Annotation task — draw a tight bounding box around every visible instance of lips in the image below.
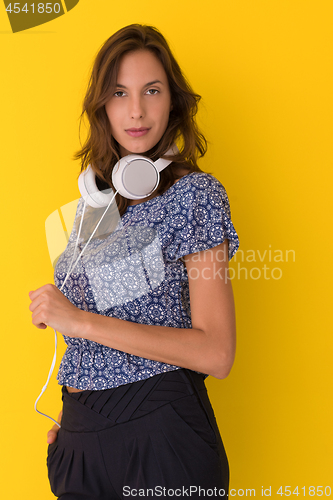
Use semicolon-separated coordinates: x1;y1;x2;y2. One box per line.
125;127;151;137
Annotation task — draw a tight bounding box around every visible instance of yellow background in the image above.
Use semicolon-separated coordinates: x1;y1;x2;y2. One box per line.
1;0;332;497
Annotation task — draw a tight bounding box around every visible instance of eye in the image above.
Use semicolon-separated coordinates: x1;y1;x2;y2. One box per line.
146;88;159;95
114;91;126;97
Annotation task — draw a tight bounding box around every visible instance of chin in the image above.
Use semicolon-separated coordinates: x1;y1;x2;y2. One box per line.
125;143;155;156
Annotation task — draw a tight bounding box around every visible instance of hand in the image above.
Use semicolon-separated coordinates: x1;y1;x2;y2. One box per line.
29;284;85;337
47;410;62;444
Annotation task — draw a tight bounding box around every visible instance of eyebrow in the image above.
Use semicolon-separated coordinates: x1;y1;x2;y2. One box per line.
115;80;164;89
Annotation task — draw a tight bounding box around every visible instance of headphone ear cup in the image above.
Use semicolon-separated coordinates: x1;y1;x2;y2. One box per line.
112;156;159;200
79;147;176;204
78;165;114;208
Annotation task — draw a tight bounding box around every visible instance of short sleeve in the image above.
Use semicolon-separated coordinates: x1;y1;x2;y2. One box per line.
165;173;239;261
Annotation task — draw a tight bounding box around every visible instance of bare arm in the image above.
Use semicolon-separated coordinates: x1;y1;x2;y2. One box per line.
29;240;236;379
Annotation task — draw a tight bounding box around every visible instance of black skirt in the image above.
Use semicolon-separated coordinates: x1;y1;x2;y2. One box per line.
47;369;229;499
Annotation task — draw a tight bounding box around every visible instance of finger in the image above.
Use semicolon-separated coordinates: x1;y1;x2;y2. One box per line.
36;323;48;330
31;306;49;329
46;429;58;444
46;411;62;444
29;284;56;301
29;292;47;313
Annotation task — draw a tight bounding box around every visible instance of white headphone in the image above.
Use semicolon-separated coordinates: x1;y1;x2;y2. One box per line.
78;144;178;208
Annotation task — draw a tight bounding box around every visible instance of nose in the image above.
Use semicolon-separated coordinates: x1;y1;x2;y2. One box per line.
129;95;145;120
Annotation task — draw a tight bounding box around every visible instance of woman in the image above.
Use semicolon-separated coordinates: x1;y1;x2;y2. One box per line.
29;24;239;499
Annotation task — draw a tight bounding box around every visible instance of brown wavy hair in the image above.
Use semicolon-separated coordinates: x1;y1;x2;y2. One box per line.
74;24;207;215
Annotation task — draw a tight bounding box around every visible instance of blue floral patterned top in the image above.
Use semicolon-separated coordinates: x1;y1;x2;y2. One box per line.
54;172;239;390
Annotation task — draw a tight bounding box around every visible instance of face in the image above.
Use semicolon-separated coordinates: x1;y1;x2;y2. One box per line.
105;50;172;157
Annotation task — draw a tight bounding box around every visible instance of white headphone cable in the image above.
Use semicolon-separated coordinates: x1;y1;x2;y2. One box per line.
34;191;119;427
